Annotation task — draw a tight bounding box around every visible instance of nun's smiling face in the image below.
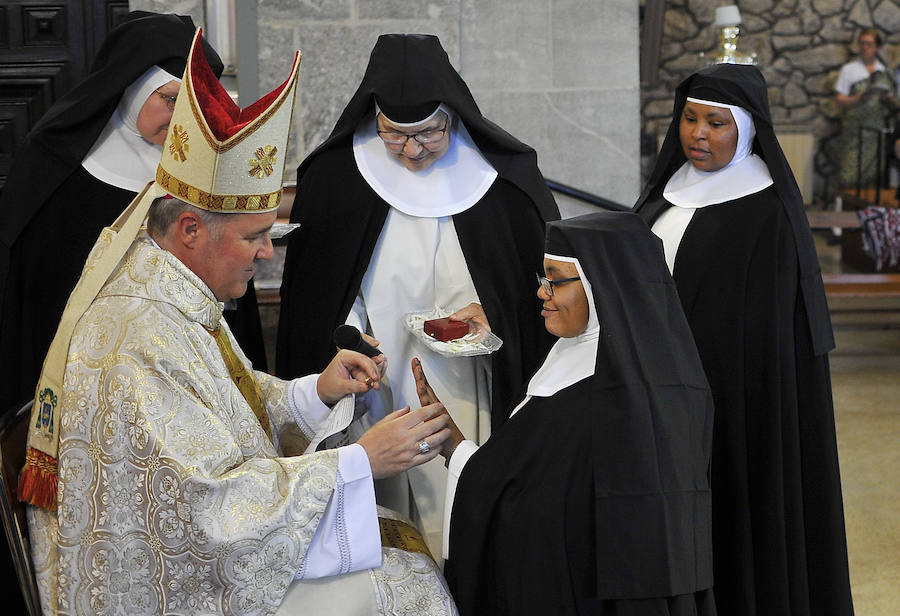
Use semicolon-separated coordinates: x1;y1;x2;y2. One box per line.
376;111;451;172
538;258;589;338
679;100;738;172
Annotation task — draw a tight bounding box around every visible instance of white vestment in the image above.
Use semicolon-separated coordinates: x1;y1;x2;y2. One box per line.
27;233;455;615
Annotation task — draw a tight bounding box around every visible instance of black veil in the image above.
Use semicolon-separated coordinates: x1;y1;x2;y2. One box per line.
634;63;834;356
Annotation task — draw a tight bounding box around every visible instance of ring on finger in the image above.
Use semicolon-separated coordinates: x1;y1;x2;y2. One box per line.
364;376;374;388
417;440;431;455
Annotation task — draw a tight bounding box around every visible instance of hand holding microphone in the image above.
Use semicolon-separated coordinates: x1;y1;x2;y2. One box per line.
333;325;385;390
333;324;383;357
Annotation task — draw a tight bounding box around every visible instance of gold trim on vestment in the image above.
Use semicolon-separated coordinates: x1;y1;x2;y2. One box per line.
378;517;435;562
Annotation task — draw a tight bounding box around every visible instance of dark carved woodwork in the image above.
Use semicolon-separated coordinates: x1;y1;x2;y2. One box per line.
0;0;125;190
85;0;127;65
0;7;8;47
103;1;128;42
0;63;66;121
0;104;29;181
23;6;68;46
0;61;69;185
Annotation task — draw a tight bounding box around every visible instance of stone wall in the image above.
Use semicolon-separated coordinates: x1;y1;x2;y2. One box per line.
257;0;640;212
132;0;640;212
642;0;900;201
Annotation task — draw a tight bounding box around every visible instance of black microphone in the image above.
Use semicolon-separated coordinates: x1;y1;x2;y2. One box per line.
333;324;383;358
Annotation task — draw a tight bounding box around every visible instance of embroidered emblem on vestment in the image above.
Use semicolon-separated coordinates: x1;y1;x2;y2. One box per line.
36;388;57;436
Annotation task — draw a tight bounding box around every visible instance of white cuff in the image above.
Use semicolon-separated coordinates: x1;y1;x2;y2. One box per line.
296;443;380;579
442;439;479;560
287;374;332;437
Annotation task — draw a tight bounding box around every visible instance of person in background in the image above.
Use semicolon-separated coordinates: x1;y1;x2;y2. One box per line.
276;33;559;554
414;211;715;615
834;27;898;188
634;63;854;616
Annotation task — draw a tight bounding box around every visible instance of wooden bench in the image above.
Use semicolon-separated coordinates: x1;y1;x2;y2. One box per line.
806;210;859;230
822;273;900;298
803;208;900;330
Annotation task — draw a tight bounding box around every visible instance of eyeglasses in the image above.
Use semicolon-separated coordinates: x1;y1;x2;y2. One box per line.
377;121;448;146
536;273;581;297
155;89;178;111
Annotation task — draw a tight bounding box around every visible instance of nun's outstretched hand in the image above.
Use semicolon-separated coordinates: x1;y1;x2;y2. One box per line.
412;357;466;464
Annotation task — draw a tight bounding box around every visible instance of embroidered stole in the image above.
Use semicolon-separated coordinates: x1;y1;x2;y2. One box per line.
207;326;273;442
379;517;434;561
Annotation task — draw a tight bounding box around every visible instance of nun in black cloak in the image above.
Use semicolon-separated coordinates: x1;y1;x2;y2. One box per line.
276;34;559;553
277;34;558;423
0;12;269;418
633;63;854;616
413;211;716;615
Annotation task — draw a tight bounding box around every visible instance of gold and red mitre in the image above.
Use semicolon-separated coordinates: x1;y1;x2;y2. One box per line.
156;29;300;212
19;29;301;511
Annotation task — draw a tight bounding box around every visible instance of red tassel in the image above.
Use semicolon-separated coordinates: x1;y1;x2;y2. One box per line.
18;448;58;511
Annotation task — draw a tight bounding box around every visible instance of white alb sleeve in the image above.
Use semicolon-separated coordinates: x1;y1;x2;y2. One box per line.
295;443;381;579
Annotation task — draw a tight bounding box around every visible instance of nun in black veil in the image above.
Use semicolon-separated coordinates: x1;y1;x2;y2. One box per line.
633;64;854;616
413;211;716;615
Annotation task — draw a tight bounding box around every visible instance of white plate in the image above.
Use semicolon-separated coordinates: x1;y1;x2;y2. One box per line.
270;222;301;240
403;309;503;357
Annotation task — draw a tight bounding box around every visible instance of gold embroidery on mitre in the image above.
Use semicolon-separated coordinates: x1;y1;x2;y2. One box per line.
155;167;282;212
248;145;278;179
169;124;190;162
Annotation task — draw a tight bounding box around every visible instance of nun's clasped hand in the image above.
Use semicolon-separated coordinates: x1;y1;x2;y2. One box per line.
356;403;451;479
412;357;466;464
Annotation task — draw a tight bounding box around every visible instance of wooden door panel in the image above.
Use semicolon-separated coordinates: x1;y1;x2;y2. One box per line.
0;0;128;189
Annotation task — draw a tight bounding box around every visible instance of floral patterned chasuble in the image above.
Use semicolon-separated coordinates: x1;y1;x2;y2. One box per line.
26;233;455;615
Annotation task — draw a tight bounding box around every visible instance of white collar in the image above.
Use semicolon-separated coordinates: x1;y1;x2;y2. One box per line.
352;116;497;217
81;67;179;192
852;56;886;73
663;154;774;208
526;256;600;397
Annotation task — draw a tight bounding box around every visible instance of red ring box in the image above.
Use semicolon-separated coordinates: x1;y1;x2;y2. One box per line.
423;317;470;342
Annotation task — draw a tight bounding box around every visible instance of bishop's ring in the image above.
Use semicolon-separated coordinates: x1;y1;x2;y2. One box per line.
417;440;431;455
